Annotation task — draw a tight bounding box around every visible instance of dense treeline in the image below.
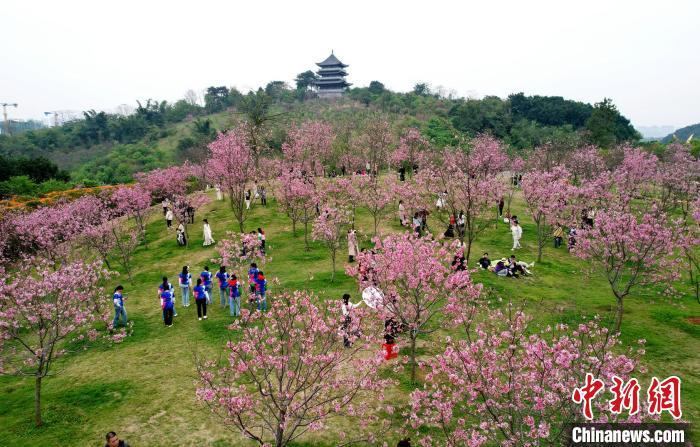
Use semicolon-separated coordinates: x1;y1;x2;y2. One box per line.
0;78;644;188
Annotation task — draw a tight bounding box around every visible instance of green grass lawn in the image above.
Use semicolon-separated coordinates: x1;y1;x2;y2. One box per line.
0;189;697;446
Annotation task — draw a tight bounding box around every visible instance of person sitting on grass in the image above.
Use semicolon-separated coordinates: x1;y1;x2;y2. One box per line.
493;258;511;277
105;431;130;447
508;254;534;276
477;252;491;269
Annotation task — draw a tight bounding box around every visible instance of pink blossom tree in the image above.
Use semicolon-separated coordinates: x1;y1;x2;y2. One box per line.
353;119;393;174
208;129;257;232
312;206;351;281
572;208;680;333
390;128;430;176
0;260;112;426
408;303;646;446
110;184;152;245
566;145;607;182
275;168;318;245
195;291;391;447
353;174;399;236
612;146;659;211
349;233;478;382
419;135;509;262
135;164;191;201
282;121;334;176
521;166;573;261
213;231;267;279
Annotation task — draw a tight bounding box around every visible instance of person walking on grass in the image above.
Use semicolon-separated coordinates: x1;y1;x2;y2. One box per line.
179;265;192;307
158;276;177;317
200;266;213;304
193;278;208;321
227;274;242;317
165;208;174;229
341;293;362;347
260;186;267;206
245;189;252;209
257;227;266;253
347;228;359;262
202;218;215;246
160;282;175;327
255;270;267;311
112;285;127;329
215;266;229;307
511;220;522;250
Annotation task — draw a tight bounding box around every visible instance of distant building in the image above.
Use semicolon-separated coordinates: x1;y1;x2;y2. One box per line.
314;52;351;98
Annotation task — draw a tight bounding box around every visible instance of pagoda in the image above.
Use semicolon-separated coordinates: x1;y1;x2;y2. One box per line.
314;52;351;98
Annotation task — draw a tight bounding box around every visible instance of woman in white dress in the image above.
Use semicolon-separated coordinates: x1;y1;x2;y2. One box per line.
215;185;223;201
398;200;406;226
203;219;215;246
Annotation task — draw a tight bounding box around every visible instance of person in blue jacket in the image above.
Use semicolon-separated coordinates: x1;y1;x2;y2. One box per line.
158;277;177;317
112;285;127;328
227;275;242;317
160;280;175;327
255;271;267;311
201;266;213;305
215;266;229;307
193;278;208;320
179;265;192;307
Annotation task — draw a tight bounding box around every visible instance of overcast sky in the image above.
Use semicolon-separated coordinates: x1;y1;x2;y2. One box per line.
2;0;698;129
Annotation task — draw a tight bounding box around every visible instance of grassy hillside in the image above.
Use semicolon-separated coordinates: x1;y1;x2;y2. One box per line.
0;188;697;446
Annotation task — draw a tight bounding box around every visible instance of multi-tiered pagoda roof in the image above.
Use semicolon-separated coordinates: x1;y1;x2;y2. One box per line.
314;52;351;98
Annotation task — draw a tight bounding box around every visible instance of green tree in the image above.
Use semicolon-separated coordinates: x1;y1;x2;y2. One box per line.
368;81;385;95
586;98;618;148
294;70;318;91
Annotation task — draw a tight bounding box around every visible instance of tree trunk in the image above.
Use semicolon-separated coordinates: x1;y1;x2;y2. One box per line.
614;296;624;334
330;251;336;282
34;375;42;427
464;239;473;264
291;219;297;237
537;223;543;262
373;214;378;236
409;332;418;383
304;221;309;251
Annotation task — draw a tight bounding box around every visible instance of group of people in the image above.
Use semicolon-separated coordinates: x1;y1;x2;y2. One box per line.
110;263;269;330
478;252;534;278
244;182;267;209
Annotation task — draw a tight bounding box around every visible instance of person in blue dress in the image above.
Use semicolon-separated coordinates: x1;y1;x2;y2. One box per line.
215;266;229;308
193;278;208;321
200;266;213;305
160;280;175;327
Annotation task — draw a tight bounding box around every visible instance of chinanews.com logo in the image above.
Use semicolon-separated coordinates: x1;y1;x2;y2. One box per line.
565;374;689;446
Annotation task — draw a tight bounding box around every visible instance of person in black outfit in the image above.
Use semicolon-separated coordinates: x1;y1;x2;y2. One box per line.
399;166;406;181
105;431;130;447
478;252;491;269
498;197;505;217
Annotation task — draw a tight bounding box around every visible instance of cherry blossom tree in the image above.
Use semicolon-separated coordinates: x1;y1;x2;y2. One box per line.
195;291;391;447
110;185;152;245
683;198;700;303
0;260;112;426
353;119;393;174
391;128;430;176
213;231;267;280
353;174;399;236
408;303;646;446
657;142;700;216
312;206;351;281
419;135;508;262
208;129;257;232
572;208;680;333
282;121;334;175
521;166;573;261
135;164;191;201
275;168;318;244
566;145;606;182
612;146;659;211
349;233;478;382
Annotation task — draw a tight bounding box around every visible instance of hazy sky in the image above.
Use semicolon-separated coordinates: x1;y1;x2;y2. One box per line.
2;0;698;128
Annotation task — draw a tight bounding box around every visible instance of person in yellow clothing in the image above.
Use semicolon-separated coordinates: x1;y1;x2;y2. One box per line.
553;223;564;248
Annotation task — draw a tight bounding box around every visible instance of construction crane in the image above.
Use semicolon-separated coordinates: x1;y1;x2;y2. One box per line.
43;110;79;127
1;102;18;135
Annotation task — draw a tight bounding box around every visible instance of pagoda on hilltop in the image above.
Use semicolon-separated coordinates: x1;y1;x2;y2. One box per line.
314;52;351;98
